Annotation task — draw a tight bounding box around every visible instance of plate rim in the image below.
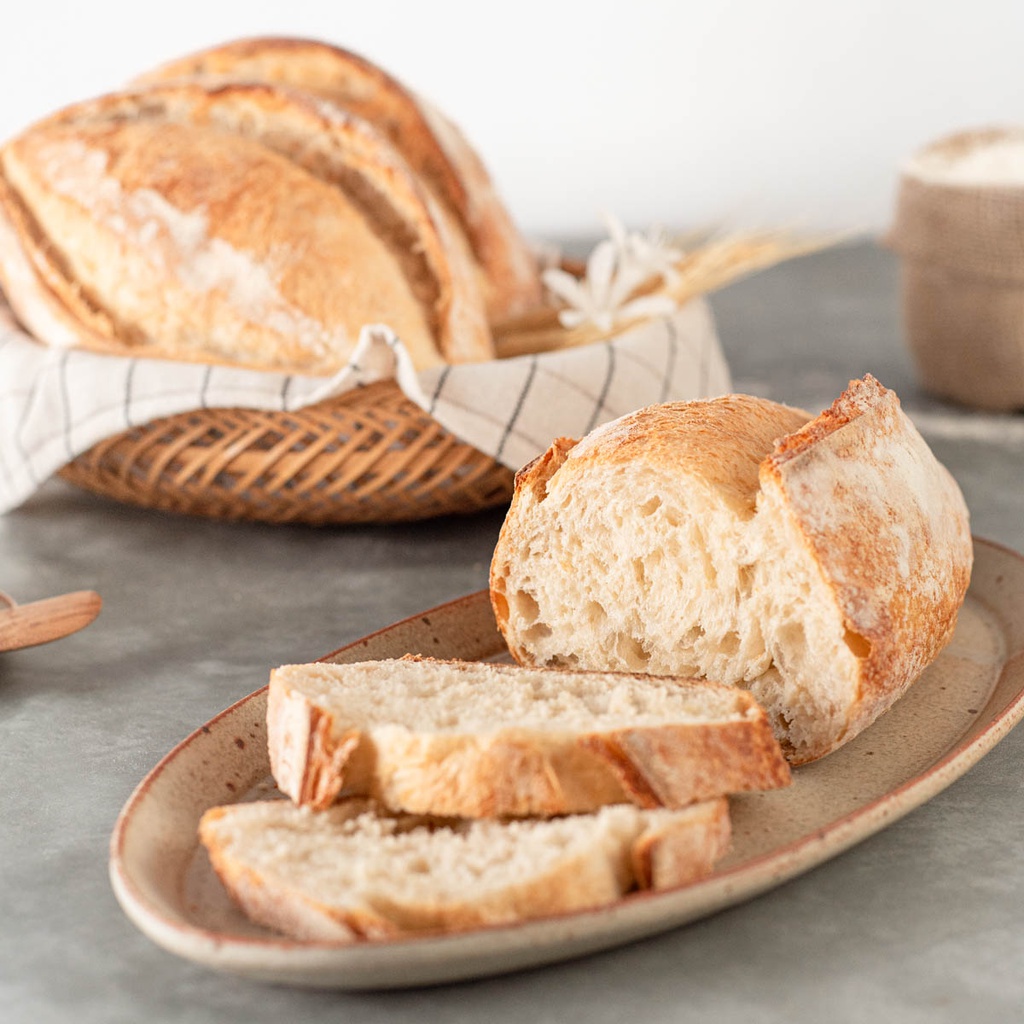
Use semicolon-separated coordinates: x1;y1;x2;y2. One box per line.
108;536;1024;982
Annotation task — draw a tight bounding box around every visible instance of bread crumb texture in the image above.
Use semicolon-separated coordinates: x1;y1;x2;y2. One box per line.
198;797;730;940
266;658;790;817
490;376;973;764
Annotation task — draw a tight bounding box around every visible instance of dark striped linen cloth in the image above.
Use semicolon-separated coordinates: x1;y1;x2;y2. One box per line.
0;298;729;514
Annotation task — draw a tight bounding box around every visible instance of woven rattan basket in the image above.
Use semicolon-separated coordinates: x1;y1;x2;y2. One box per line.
39;237;799;525
58;380;514;525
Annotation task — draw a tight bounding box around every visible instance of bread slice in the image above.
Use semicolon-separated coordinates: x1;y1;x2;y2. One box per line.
490;376;973;765
267;657;790;817
0;80;493;372
198;797;731;941
133;35;544;321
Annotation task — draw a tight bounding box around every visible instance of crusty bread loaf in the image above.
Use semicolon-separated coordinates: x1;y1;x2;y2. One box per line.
198;797;731;941
0;79;493;373
267;657;790;817
133;36;544;322
490;376;973;765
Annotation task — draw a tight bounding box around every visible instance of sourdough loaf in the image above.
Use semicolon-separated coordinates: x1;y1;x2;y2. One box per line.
198;797;731;941
134;36;544;322
489;376;973;764
267;657;790;817
0;79;493;373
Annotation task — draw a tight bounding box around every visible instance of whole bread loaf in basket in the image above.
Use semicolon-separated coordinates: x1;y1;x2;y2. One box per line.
0;37;792;523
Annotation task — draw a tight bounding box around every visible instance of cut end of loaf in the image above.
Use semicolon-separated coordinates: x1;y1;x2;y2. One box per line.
490;377;973;764
489;395;846;761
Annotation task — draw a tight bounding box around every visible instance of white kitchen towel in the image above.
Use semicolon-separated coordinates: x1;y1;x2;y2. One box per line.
0;296;730;514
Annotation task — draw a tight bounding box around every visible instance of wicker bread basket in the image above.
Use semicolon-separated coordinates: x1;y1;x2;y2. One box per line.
57;380;515;525
43;239;805;525
0;236;811;523
0;37;819;525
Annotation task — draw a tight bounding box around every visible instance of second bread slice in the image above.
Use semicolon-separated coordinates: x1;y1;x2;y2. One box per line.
199;798;731;941
268;657;791;817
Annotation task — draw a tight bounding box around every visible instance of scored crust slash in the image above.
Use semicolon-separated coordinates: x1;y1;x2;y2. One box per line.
0;37;544;376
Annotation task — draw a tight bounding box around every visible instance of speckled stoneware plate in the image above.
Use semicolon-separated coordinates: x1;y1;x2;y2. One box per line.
110;538;1024;990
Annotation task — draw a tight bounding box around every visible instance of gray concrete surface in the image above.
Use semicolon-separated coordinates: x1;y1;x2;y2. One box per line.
1;242;1022;1023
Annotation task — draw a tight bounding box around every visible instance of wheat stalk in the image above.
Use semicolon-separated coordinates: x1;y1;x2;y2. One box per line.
493;231;833;359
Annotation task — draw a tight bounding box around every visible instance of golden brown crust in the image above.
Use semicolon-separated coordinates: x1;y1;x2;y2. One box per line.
584;722;792;809
268;673;373;810
136;37;464;208
515;435;578;500
0;173;118;352
564;396;812;516
29;80;492;365
134;36;543;320
760;375;973;761
0;79;497;371
1;116;446;372
767;373;885;464
631;798;731;890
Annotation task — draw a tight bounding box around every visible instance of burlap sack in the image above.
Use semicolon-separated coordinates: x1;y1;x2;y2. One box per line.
888;127;1024;411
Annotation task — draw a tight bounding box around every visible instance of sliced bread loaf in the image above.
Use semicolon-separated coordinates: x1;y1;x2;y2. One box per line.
199;797;731;941
267;656;790;817
490;376;973;765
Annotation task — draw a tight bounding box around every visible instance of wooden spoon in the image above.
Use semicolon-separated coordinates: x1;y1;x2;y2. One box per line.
0;589;102;652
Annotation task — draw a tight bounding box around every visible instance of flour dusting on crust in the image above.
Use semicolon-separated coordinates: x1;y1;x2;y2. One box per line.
31;137;345;360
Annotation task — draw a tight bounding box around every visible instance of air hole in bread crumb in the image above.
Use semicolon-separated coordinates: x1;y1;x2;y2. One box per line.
584;600;607;626
681;625;706;645
774;622;806;671
547;653;580;669
719;631;741;657
639;496;662;516
523;621;552;643
614;632;651;670
737;565;755;598
843;629;872;659
510;590;540;626
771;711;794;750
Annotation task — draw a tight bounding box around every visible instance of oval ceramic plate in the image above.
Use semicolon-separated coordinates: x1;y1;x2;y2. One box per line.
110;538;1024;989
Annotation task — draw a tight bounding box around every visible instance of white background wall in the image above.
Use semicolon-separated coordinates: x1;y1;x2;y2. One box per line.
1;1;1022;238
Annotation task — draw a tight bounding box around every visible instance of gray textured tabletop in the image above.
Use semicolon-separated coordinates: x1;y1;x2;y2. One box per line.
2;242;1023;1024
